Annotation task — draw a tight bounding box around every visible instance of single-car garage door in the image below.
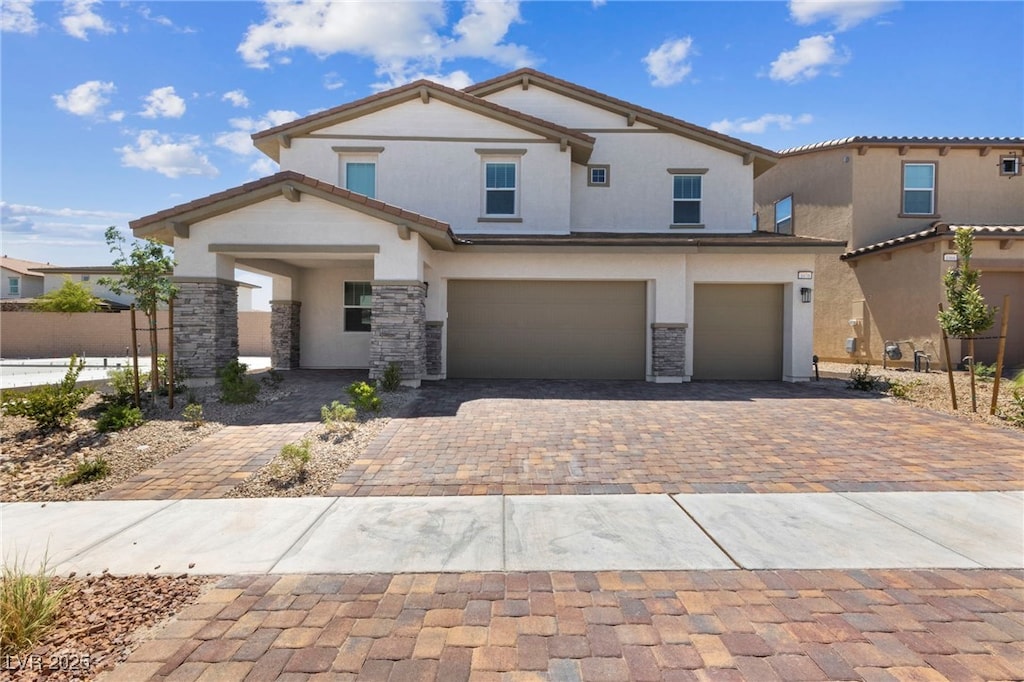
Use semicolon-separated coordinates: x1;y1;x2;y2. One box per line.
447;280;646;379
693;284;783;380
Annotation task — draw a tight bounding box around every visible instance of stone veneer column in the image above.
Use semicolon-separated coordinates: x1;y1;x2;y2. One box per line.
270;300;301;370
651;323;687;378
174;279;238;378
424;321;444;377
369;281;425;384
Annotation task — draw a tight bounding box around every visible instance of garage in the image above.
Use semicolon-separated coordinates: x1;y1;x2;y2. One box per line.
446;280;646;379
693;283;784;380
977;271;1024;369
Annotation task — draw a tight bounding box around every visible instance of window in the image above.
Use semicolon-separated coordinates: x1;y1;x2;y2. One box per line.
343;282;372;332
484;161;517;216
672;175;702;225
344;162;376;198
81;275;90;282
902;162;936;215
775;195;793;234
8;277;19;296
1000;155;1021;177
588;165;610;187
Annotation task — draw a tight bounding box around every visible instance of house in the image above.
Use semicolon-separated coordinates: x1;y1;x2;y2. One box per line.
754;137;1024;370
30;265;261;312
1;256;46;300
130;69;845;384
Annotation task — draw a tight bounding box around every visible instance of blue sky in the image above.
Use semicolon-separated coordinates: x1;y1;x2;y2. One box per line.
2;0;1022;287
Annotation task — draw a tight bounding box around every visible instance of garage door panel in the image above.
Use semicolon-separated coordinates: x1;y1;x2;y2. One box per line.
448;280;645;379
694;284;783;381
977;272;1023;369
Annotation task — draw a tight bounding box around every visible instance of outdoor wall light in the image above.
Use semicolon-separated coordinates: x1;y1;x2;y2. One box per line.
800;287;812;303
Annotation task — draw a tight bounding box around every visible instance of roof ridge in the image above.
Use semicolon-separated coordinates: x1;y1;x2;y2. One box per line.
779;136;1024;155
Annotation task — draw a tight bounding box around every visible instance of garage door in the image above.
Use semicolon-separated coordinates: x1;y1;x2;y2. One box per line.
447;280;646;379
693;284;783;380
977;271;1023;369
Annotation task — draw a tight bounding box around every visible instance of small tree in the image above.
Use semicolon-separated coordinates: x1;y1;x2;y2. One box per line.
100;226;177;399
32;277;101;313
937;228;996;412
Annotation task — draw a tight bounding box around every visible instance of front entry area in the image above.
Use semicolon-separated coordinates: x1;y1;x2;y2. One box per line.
446;280;646;379
692;283;784;380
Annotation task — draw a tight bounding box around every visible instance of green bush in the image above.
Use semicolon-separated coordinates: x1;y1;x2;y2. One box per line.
847;363;882;392
96;404;144;433
279;440;312;478
0;555;70;655
346;381;382;414
380;362;402;392
321;400;357;431
106;366;147;405
218;360;260;404
182;403;204;428
1003;390;1024;428
887;378;922;400
58;457;110;486
972;362;996;381
3;356;92;431
262;369;284;387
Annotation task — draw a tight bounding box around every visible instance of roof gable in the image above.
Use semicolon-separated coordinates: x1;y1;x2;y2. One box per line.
466;69;778;176
0;256;50;277
252;79;595;164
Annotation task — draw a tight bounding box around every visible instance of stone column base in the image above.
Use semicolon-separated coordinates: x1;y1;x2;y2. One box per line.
271;300;301;370
370;282;426;385
174;279;239;378
651;323;687;380
425;321;444;378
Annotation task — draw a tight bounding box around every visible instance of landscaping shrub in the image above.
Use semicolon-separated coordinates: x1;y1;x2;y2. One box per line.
972;362;997;381
0;556;69;655
321;400;357;432
218;360;260;404
106;366;148;405
846;363;882;391
58;457;110;486
182;403;205;429
96;403;144;433
261;369;284;387
887;378;922;401
380;362;402;392
2;356;92;431
279;440;312;478
346;381;382;413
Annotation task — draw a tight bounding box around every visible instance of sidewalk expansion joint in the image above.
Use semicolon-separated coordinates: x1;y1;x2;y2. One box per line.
669;494;743;569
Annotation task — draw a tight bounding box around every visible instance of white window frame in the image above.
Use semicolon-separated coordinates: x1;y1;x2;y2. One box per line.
588;164;610;187
775;195;793;234
8;277;20;296
670;173;703;226
481;158;520;218
343;281;372;333
334;146;383;199
902;162;936;216
1000;155;1021;177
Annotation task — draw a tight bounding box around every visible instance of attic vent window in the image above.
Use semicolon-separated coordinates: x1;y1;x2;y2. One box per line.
999;154;1020;177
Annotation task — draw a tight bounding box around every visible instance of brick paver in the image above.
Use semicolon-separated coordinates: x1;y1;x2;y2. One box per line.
114;569;1024;681
330;380;1024;496
98;371;365;500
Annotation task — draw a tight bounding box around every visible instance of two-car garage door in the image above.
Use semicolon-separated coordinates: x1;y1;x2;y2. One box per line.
447;280;646;379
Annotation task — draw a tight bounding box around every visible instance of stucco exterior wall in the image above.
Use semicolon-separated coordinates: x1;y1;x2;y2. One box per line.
483;86;657;130
299;263;374;368
1;269;43;299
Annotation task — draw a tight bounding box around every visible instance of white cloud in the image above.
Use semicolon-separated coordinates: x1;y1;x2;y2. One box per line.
118;130;219;178
140;86;186;119
323;72;345;91
249;157;279;177
0;201;132;220
643;37;695;87
2;0;38;34
790;0;899;31
1;201;133;247
108;110;125;122
709;113;814;135
222;89;250;108
61;0;114;40
371;69;473;92
769;34;849;83
52;80;119;119
237;0;532;86
215;110;301;157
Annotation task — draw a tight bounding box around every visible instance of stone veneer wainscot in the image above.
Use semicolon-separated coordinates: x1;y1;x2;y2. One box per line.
369;282;426;384
651;323;687;378
174;279;239;378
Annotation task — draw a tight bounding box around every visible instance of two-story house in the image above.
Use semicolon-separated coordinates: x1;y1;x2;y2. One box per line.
755;137;1024;370
1;256;46;300
131;69;844;384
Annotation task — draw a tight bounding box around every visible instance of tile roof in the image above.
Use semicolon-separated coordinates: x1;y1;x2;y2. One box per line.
456;231;846;250
841;223;1024;260
779;136;1024;156
0;256;50;276
130;171;454;249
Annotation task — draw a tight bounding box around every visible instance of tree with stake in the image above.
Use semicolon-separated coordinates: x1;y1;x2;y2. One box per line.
100;227;177;400
937;228;996;412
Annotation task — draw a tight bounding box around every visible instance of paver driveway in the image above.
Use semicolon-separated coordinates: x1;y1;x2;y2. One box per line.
330;380;1024;497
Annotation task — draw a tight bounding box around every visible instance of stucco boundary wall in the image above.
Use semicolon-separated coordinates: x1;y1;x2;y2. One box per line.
0;311;270;359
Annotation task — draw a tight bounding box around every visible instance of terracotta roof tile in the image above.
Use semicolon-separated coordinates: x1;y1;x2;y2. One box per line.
841;223;1024;260
779;136;1024;156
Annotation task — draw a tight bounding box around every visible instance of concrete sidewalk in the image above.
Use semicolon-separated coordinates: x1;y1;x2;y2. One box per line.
3;491;1021;575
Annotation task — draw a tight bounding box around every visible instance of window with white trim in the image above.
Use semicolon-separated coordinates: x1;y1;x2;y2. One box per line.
343;282;372;332
8;277;20;296
484;161;518;216
335;147;383;199
775;195;793;234
588;165;610;187
1000;155;1021;177
672;174;702;225
902;162;936;215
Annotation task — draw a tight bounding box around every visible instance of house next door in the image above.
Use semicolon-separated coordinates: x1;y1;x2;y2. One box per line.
446;280;646;379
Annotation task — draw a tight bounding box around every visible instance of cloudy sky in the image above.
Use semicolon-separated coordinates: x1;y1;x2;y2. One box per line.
2;0;1021;283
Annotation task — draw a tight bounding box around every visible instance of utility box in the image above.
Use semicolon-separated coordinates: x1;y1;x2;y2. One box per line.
846;337;857;353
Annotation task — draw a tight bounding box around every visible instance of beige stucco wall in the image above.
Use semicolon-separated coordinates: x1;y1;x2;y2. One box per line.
1;269;44;299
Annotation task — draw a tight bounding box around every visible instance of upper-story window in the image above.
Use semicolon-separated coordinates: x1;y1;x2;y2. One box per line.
902;162;936;215
1000;155;1021;177
485;162;517;215
8;277;20;296
334;146;383;199
775;195;793;235
588;165;610;187
672;174;702;225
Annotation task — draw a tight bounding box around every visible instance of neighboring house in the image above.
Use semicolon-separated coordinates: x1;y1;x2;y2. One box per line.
754;137;1024;370
1;256;46;300
131;69;844;384
31;265;260;312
